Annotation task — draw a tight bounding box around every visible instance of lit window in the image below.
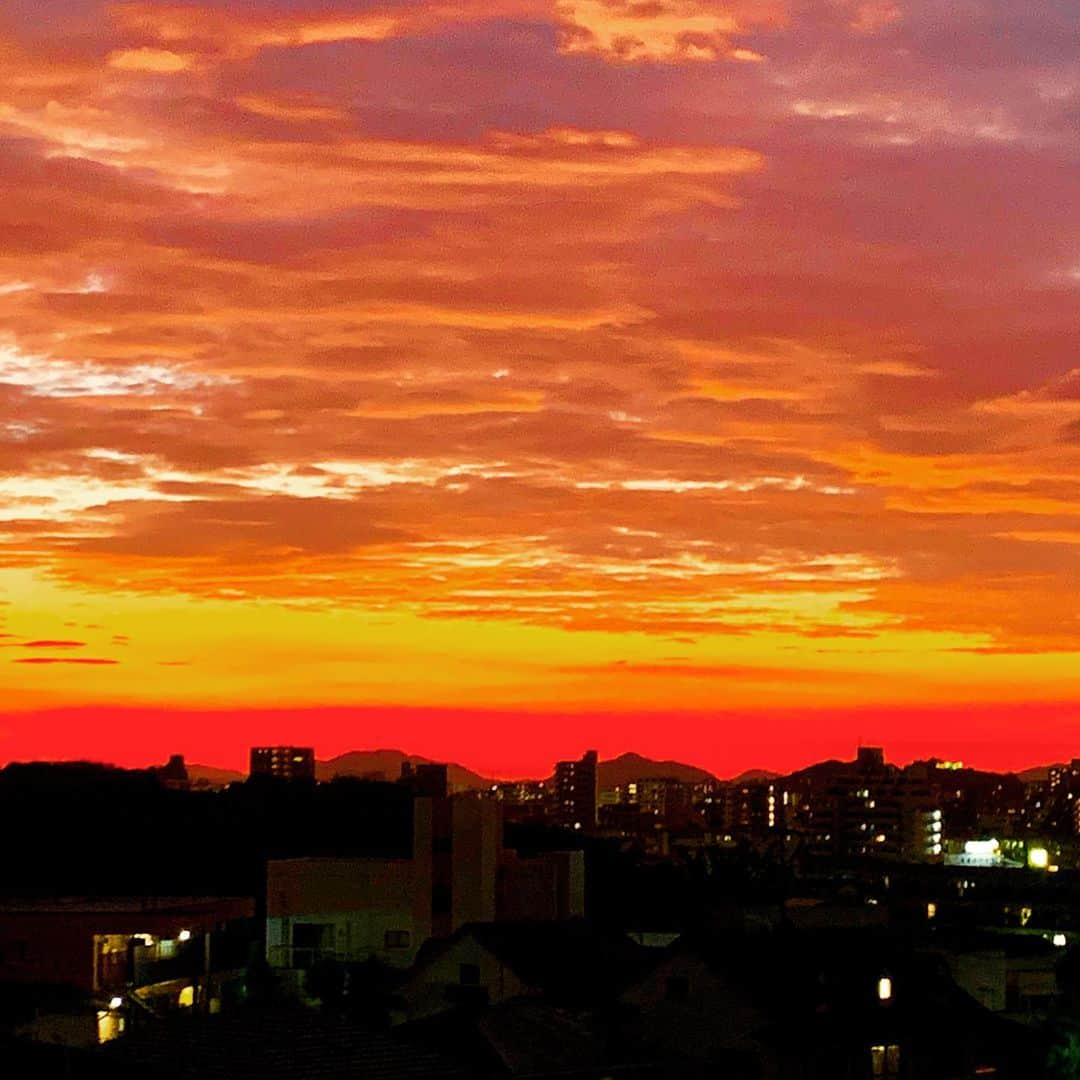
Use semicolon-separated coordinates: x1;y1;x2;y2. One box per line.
877;976;893;1002
97;1010;123;1044
871;1044;901;1077
178;985;195;1008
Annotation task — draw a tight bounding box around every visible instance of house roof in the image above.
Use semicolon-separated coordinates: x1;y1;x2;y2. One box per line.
624;926;1037;1057
414;920;649;1005
401;999;657;1078
476;999;609;1074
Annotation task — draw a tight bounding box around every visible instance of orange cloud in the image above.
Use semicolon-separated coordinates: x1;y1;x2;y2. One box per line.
107;46;192;72
111;3;401;60
555;0;785;63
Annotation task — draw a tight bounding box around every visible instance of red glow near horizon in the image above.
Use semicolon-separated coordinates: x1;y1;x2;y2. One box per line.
1;702;1076;779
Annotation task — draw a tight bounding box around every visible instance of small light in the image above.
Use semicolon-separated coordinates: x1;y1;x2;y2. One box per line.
178;929;192;942
109;996;123;1010
1054;933;1067;948
877;976;893;1002
1028;848;1049;870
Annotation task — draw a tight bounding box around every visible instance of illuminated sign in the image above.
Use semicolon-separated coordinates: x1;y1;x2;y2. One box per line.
1028;847;1050;870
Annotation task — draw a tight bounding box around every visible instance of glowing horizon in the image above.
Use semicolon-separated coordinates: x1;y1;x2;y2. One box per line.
0;0;1077;770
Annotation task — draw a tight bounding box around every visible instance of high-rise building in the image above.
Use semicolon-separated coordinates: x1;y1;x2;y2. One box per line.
250;746;316;782
554;750;598;830
710;780;788;838
400;761;449;799
632;777;694;827
823;754;942;861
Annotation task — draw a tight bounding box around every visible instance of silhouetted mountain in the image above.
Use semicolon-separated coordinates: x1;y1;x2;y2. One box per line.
317;749;490;791
596;752;717;789
787;758;848;781
729;769;780;784
189;749;718;792
186;763;244;787
1018;765;1052;783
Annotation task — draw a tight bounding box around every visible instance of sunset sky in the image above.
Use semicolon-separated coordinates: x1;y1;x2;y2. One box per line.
0;0;1077;776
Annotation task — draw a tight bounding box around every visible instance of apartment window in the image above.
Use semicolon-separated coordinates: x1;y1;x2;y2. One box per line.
432;885;452;916
293;923;333;949
459;963;481;986
384;930;411;950
871;1044;901;1077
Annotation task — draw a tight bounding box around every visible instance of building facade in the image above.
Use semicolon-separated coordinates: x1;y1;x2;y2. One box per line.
554;750;598;830
249;746;316;782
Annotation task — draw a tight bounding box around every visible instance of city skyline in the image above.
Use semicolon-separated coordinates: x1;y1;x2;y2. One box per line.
0;1;1077;768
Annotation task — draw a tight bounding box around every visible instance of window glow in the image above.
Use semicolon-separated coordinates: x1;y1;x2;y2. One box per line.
871;1043;902;1077
877;976;893;1001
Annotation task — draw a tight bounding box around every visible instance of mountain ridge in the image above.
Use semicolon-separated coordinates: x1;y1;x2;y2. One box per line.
182;751;1052;791
187;748;727;790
